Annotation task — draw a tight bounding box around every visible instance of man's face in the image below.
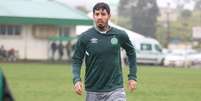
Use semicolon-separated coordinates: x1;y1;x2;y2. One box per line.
93;9;110;30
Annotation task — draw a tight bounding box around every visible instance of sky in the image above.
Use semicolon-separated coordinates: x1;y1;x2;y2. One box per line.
56;0;195;10
157;0;195;9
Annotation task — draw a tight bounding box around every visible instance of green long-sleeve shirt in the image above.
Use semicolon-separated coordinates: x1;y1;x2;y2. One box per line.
72;27;137;92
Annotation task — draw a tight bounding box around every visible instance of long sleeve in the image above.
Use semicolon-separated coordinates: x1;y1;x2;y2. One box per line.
72;35;86;84
0;69;14;101
3;74;15;101
120;32;137;81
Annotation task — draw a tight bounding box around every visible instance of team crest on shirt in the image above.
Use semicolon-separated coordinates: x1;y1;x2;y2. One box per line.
90;38;98;43
111;37;118;45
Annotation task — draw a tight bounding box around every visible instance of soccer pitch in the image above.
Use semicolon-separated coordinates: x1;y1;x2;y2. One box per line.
1;63;201;101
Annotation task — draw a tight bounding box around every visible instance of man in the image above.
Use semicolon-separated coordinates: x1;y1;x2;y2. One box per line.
65;41;72;60
58;42;64;60
0;45;6;59
72;2;137;101
50;42;57;60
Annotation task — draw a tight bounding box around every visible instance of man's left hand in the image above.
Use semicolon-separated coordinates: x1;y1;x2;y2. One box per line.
128;80;137;92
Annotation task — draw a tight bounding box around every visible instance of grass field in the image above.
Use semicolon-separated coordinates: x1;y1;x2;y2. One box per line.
0;63;201;101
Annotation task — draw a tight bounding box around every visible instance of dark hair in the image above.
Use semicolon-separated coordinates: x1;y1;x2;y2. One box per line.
93;2;110;14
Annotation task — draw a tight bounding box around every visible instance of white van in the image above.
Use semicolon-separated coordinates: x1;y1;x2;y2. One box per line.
130;37;165;65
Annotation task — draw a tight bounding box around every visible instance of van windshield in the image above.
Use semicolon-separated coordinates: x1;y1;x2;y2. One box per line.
155;44;162;52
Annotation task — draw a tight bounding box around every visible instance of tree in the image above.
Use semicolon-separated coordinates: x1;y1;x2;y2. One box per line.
131;0;159;38
180;9;192;19
174;0;193;12
76;6;88;13
118;0;137;17
194;0;201;11
118;0;138;29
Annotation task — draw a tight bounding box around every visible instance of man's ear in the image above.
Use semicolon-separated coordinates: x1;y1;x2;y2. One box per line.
92;12;95;17
108;14;111;19
93;14;95;19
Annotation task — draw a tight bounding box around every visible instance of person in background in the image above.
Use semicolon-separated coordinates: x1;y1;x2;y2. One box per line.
58;42;64;60
72;2;137;101
0;45;6;59
50;42;57;60
65;41;72;61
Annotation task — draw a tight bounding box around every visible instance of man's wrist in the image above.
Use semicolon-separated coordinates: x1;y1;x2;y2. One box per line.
128;75;137;81
128;77;137;81
73;78;81;85
129;79;137;82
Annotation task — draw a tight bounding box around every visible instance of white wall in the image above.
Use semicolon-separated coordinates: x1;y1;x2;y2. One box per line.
0;25;76;60
0;25;49;60
24;25;49;60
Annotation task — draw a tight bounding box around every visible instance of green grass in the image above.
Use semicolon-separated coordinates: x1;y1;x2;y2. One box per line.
0;63;201;101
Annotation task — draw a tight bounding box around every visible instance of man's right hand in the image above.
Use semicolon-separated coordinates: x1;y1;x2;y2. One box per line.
74;81;83;95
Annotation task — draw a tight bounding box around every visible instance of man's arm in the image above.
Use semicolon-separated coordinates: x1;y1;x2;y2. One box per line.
120;31;137;92
121;31;137;81
72;35;86;95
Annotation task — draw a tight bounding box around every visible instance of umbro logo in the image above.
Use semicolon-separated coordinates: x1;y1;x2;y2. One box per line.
90;38;98;43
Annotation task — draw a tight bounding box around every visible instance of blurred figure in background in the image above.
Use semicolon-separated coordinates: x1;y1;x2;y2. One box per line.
0;45;7;60
50;42;57;60
58;42;64;60
7;48;17;62
65;41;72;61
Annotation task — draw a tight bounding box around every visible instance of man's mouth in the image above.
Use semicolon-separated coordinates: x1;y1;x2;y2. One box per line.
97;20;104;23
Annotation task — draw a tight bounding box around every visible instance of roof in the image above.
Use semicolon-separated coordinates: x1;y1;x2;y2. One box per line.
48;35;77;41
0;0;93;25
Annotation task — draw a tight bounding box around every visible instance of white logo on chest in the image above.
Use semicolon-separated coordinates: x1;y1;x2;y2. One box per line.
90;38;98;43
111;37;118;45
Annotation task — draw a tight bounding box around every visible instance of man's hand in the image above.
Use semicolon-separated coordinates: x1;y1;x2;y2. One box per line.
128;80;137;92
74;81;83;95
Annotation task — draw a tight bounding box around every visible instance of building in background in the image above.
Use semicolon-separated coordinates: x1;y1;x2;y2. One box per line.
0;0;92;60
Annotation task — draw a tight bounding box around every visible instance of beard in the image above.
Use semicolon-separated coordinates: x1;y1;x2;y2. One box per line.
97;23;105;30
96;20;108;31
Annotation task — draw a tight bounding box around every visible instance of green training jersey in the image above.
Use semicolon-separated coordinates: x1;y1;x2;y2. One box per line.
72;27;137;92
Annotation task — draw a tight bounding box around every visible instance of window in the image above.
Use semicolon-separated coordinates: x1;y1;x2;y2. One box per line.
140;43;152;51
7;25;13;35
59;27;70;36
0;25;6;35
155;44;162;52
33;25;58;39
0;24;21;36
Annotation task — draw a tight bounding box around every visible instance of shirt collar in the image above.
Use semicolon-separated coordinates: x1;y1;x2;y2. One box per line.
94;23;111;34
